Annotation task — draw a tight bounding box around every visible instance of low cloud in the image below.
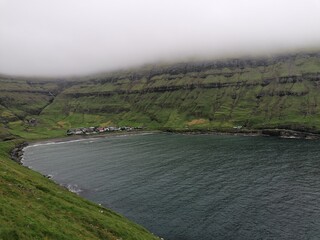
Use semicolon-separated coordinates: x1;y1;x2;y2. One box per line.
0;0;320;76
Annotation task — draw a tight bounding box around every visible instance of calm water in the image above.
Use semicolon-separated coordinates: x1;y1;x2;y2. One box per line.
23;133;320;240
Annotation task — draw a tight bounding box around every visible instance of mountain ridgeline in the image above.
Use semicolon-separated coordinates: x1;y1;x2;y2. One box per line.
1;52;320;139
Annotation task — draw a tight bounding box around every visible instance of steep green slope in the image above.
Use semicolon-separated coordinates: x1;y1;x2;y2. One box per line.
39;52;320;133
0;141;159;240
2;52;320;135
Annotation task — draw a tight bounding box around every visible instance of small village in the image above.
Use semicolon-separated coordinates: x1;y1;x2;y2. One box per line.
66;126;142;136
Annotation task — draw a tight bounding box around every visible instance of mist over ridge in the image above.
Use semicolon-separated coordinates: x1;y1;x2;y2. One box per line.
1;0;320;77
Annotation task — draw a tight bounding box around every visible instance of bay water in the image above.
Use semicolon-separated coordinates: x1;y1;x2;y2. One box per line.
23;133;320;239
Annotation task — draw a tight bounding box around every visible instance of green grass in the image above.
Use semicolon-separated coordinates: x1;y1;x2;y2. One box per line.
2;52;320;134
0;141;159;240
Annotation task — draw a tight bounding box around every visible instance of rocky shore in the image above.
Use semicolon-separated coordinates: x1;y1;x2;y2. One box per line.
10;142;28;164
164;128;320;140
260;129;320;140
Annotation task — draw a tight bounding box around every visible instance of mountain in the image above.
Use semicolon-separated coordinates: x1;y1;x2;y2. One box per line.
1;52;320;140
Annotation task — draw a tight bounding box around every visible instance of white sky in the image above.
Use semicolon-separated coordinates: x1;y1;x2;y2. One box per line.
0;0;320;76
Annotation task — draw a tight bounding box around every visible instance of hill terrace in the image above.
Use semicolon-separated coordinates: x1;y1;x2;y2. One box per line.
66;126;142;136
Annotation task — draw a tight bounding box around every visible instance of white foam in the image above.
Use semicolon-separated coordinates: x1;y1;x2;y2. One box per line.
65;184;83;194
28;138;99;148
113;132;154;138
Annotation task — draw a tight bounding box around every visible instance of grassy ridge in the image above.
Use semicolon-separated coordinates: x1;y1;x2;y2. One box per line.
1;52;320;136
36;52;320;133
0;141;159;240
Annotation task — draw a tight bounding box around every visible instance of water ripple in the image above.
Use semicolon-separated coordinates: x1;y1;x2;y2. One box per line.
23;134;320;240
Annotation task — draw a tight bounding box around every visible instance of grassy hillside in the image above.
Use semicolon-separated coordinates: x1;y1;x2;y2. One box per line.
3;52;318;136
0;140;159;240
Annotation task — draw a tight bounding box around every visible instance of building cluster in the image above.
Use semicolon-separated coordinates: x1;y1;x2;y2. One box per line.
66;126;141;136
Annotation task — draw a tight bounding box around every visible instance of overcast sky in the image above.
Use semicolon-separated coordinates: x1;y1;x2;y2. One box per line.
1;0;320;76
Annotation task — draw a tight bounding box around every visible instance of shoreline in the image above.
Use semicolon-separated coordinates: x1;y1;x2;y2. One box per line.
10;130;159;165
11;127;320;165
28;130;161;145
10;142;28;165
164;128;320;140
10;131;161;167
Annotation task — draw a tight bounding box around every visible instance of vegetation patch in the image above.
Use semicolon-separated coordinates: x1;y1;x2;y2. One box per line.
0;140;160;240
186;118;209;126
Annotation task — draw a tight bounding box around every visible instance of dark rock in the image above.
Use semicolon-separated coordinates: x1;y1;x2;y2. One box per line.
10;142;28;164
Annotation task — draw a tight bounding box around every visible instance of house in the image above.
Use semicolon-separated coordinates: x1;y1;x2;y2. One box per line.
108;126;117;131
66;129;74;135
75;128;84;135
97;127;106;133
66;124;137;136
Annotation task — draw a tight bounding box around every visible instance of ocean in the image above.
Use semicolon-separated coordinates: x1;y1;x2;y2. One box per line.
23;133;320;239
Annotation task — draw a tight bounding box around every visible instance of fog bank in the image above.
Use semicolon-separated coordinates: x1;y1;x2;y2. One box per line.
1;0;320;76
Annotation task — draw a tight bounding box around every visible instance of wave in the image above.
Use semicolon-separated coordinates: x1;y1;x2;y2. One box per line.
25;132;155;149
27;138;99;148
64;184;83;194
112;132;155;138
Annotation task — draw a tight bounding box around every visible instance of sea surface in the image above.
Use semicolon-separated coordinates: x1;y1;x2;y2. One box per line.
23;133;320;240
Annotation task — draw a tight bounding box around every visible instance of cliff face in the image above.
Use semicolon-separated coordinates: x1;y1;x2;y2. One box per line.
1;52;320;137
